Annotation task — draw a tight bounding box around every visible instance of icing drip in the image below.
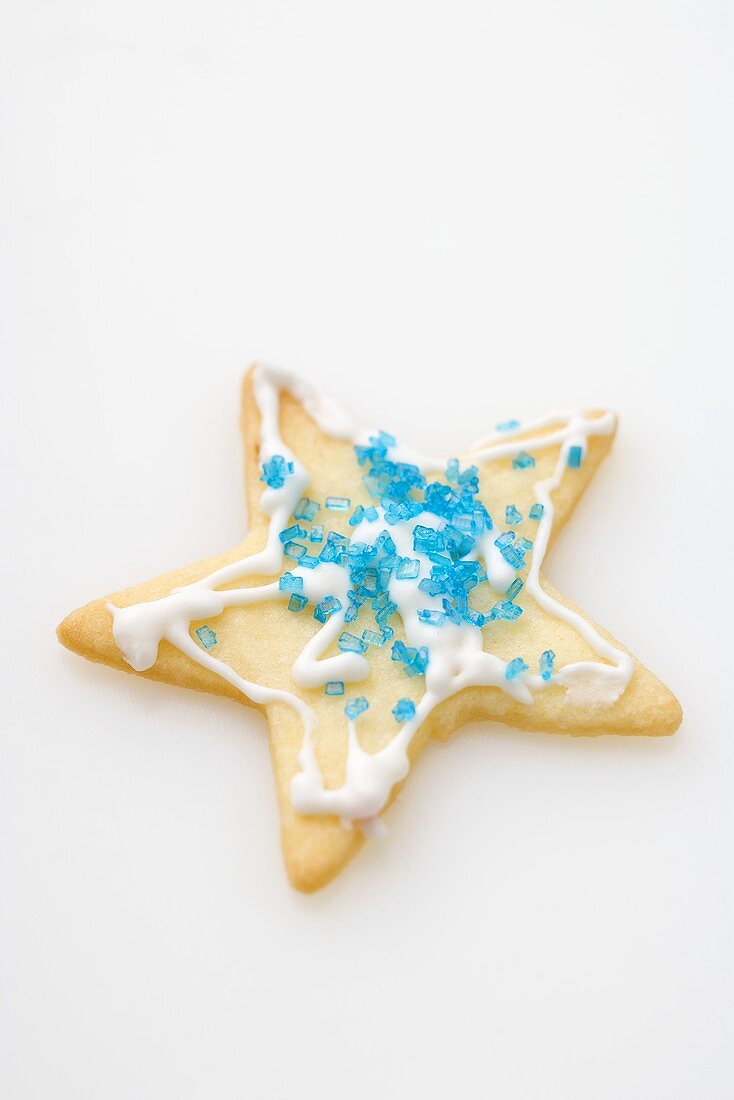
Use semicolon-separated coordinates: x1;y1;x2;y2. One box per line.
108;363;633;828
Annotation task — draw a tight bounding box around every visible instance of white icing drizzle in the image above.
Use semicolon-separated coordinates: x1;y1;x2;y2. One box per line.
108;364;633;829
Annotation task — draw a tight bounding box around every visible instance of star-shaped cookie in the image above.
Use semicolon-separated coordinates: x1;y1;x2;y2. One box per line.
58;365;681;891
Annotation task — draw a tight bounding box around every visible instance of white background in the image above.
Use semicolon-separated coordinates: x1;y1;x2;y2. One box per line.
1;2;733;1098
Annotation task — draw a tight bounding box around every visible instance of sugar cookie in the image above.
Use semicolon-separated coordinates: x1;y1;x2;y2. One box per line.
58;365;681;891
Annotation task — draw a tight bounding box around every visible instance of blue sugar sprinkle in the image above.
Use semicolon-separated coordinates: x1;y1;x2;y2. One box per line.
284;541;307;560
375;601;397;626
458;465;479;489
362;628;387;647
391;640;429;677
463;607;486;629
517;537;533;553
325;681;345;696
539;649;555;681
278;572;304;593
441;598;463;624
407;647;429;676
294;497;320;521
497;536;526;572
505;657;528;681
260;454;294;489
392;698;416;723
496;419;520;432
529;503;544;520
345;696;369;719
279;524;307;544
396;556;420;580
364;506;379;521
494;531;515;549
567;445;583;469
418;609;446;626
314;596;342;623
489;600;523;621
299;554;321;569
309;525;324;543
349;505;365;527
505;578;524;600
505;505;523;525
326;496;351;510
338;631;368;654
512;451;535;470
445;458;460;484
287;593;308;613
413;525;444;555
195;625;217;649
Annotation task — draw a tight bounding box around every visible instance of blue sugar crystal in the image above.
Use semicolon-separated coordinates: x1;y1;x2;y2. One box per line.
529;503;544;520
260;454;294;489
345;696;369;719
284;541;307;560
391;640;429;678
354;444;377;467
299;554;321;569
443;524;475;561
505;578;524;600
418;609;446;626
413;525;444;555
362;628;387;647
512;451;535;470
375;530;397;555
418;576;441;597
280;523;307;544
278;572;304;593
309;525;324;543
494;531;515;549
344;604;359;623
463;607;486;629
457;464;479;491
325;681;345;696
195;625;217;649
364;506;379;521
496;419;520;432
363;473;386;498
319;531;348;565
396;556;420;580
441;598;463;624
505;657;528;681
287;593;308;613
517;537;533;552
445;458;460;484
294;497;320;521
375;600;397;626
392;698;416;723
326;496;351;510
539;649;555;681
314;596;342;623
489;600;523;622
338;631;368;654
496;540;526;570
349;505;365;526
408;646;429;676
505;504;523;525
567;445;583;469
